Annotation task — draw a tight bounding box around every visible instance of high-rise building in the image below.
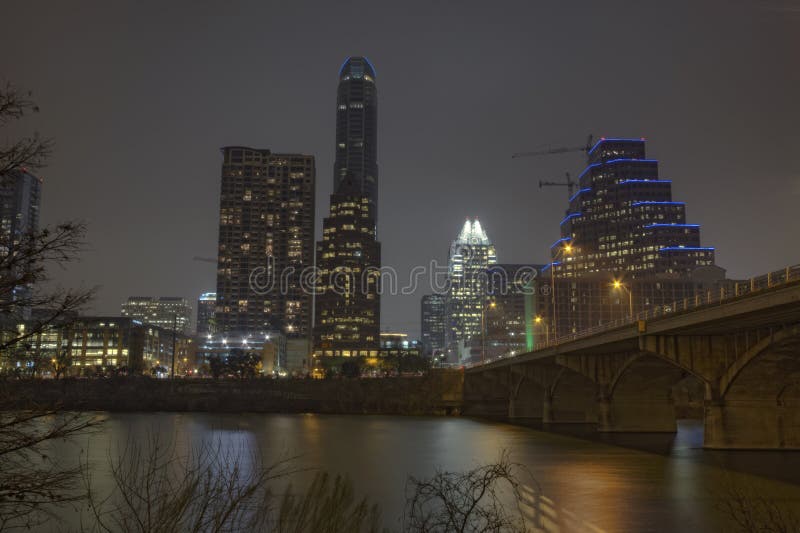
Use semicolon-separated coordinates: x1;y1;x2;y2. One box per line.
334;56;379;224
554;138;714;277
445;219;497;363
121;297;192;334
0;169;42;317
313;178;381;356
215;147;315;349
420;294;446;357
541;137;721;338
314;56;382;357
196;292;216;337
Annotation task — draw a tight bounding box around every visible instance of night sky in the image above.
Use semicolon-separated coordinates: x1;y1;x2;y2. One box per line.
2;0;798;337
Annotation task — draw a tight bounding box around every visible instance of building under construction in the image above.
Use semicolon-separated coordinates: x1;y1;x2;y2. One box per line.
533;138;729;342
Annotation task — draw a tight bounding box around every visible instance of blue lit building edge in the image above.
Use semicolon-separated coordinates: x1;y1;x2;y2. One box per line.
588;137;645;156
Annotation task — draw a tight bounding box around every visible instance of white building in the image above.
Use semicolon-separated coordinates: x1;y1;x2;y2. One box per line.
445;219;497;363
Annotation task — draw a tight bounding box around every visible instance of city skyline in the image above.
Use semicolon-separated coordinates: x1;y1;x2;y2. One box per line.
2;1;798;338
2;3;800;529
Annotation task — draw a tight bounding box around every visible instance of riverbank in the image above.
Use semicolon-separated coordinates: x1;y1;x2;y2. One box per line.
0;369;464;415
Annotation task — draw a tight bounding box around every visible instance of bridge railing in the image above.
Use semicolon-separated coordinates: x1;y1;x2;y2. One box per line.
473;264;800;366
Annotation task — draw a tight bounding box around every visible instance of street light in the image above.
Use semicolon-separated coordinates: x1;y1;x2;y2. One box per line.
612;279;634;319
481;300;497;363
533;315;550;346
550;241;574;341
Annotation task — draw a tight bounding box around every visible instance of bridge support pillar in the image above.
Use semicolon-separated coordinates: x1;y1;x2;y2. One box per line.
542;395;553;424
597;394;612;431
704;399;800;449
598;396;677;432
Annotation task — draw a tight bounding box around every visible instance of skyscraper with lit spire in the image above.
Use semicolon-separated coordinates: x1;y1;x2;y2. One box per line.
445;218;497;362
314;57;381;357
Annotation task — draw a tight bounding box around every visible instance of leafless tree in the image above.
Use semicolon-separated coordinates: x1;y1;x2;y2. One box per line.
0;82;95;371
0;388;101;531
83;434;387;533
403;450;532;533
0;83;52;176
274;471;385;533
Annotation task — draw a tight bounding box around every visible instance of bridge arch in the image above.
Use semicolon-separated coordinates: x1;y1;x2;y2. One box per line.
507;369;548;420
602;352;702;432
547;366;598;424
719;326;800;399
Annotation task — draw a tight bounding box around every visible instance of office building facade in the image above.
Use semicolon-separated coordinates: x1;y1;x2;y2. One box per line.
445;219;497;362
485;264;541;358
420;294;446;357
0;168;42;319
2;316;195;376
196;292;216;337
542;138;720;339
121;296;191;334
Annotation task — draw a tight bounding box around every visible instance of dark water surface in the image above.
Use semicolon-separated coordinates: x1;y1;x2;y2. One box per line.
44;413;800;532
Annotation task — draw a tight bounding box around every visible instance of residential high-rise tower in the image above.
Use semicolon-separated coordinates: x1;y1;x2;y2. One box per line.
314;57;382;357
215;147;315;345
333;56;379;224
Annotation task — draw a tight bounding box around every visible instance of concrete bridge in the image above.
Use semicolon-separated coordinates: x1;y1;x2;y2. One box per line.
464;266;800;449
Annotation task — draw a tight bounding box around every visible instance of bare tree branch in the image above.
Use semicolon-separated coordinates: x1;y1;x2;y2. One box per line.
0;387;102;531
0;82;53;175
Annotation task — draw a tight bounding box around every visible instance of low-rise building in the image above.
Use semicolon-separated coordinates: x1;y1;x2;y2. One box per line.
1;315;195;376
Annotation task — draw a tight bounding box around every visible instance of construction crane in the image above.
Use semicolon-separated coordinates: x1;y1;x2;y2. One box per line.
511;134;594;159
539;172;577;198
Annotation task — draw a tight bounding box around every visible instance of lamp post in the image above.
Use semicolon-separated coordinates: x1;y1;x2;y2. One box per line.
170;313;177;379
481;300;496;363
550;242;573;341
533;315;550;346
612;279;634;319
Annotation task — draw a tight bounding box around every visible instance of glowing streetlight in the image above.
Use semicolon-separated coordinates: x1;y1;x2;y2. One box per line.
481;300;497;363
550;241;574;340
533;315;549;345
612;279;634;319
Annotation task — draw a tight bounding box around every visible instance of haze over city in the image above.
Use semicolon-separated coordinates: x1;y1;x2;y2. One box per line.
3;2;800;531
2;0;798;336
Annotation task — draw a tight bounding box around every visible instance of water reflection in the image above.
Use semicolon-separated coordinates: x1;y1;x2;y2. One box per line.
43;414;800;532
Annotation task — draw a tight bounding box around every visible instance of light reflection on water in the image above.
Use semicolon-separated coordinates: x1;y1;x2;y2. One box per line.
43;414;800;532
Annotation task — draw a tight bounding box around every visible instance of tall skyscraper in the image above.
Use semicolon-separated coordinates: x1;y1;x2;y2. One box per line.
314;57;382;357
420;294;446;357
215;147;315;346
121;296;192;334
0;169;42;316
445;219;497;363
541;137;721;338
196;292;216;337
334;56;379;223
313;178;380;357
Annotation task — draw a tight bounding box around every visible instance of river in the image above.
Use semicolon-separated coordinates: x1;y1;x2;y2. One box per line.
41;413;800;532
